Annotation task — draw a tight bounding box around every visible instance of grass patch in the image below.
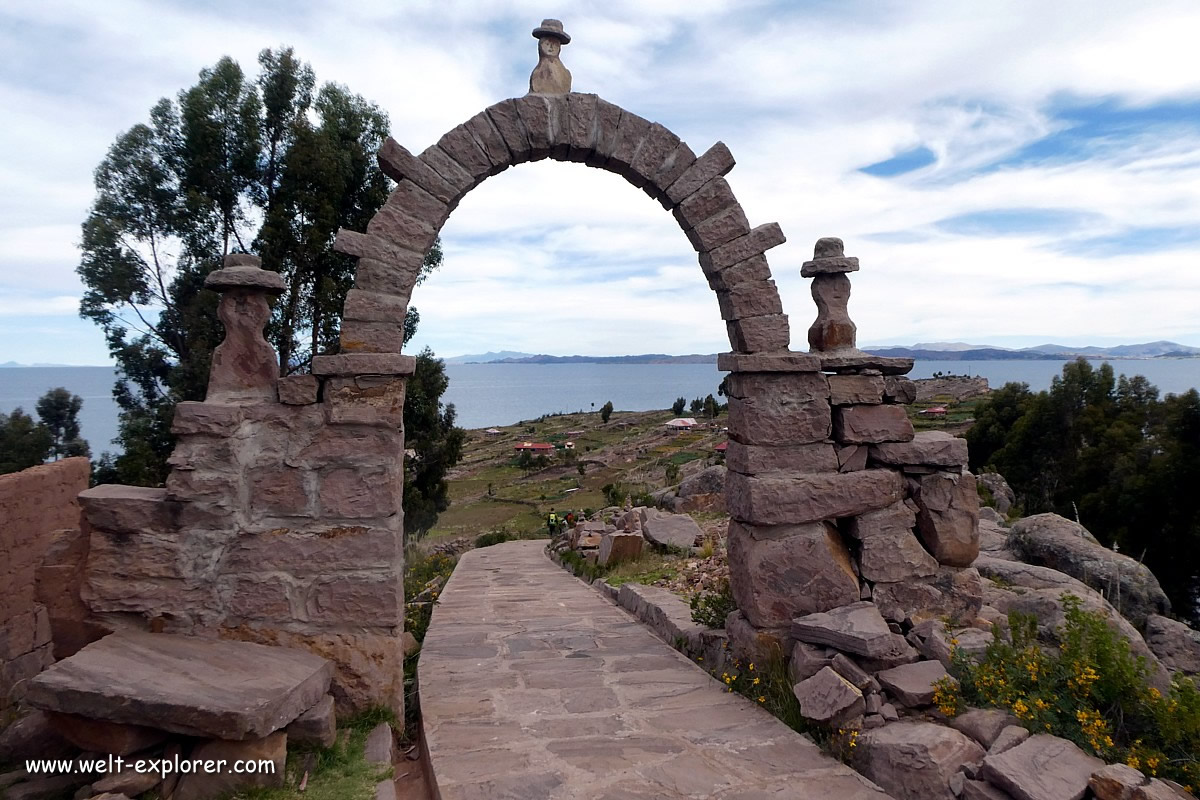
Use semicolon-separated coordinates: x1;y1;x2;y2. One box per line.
237;709;397;800
596;551;686;587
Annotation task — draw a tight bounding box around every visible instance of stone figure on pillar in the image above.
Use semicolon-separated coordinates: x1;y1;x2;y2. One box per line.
203;254;286;404
529;18;572;95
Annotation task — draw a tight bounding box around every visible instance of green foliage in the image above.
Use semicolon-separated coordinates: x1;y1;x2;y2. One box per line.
690;577;736;628
689;397;703;414
664;462;681;484
703;646;819;741
671;396;687;415
0;408;52;475
78;47;438;486
967;359;1200;621
600;400;614;423
475;530;511;548
35;388;89;459
403;349;466;540
602;482;626;507
557;549;604;582
937;594;1200;788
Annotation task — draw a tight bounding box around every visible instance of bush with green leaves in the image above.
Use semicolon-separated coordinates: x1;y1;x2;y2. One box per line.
475;530;511;548
690;578;737;628
600;400;614;423
934;593;1200;789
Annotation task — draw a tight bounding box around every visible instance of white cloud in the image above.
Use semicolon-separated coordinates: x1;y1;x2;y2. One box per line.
2;0;1200;367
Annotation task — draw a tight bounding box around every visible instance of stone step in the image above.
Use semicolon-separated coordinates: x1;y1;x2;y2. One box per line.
25;631;332;739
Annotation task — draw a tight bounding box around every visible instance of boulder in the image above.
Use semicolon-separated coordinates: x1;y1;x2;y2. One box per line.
787;642;835;686
728;521;860;628
909;619;992;668
45;712;168;756
792;666;865;726
962;779;1014;800
788;641;834;683
1133;779;1195;799
598;531;645;567
364;722;394;765
92;764;162;797
949;708;1019;749
1089;763;1149;800
1143;615;1200;674
855;720;985;800
1008;514;1170;626
0;710;73;763
724;611;790;666
725;468;904;525
883;376;917;405
286;694;336;748
872;566;983;626
834;405;915;444
977;472;1015;516
981;734;1104;800
911;471;980;567
637;508;702;549
850;504;939;584
978;518;1014;558
173;732;287;800
988;725;1030;755
975;556;1171;691
672;465;726;513
875;660;950;707
25;631;333;739
791;601;914;661
4;774;93;800
871;432;969;468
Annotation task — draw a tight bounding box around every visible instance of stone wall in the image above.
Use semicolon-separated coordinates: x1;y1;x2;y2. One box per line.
74;260;408;716
0;457;89;713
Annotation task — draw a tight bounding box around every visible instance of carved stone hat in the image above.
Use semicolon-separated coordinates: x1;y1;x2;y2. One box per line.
532;18;571;44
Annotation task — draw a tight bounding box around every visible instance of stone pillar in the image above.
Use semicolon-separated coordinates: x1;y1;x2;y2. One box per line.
204;254;286;404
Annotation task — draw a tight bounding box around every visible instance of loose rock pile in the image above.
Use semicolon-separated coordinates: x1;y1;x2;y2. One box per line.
0;632;374;800
550;504;706;566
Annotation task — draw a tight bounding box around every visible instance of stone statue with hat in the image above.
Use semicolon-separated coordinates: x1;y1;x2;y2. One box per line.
529;18;571;95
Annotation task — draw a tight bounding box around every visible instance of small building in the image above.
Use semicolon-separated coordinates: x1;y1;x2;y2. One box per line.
665;418;699;431
919;406;948;417
514;442;555;453
484;428;503;436
714;441;728;453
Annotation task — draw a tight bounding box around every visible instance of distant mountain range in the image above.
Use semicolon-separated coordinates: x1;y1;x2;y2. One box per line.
0;361;87;368
446;341;1200;365
865;341;1200;361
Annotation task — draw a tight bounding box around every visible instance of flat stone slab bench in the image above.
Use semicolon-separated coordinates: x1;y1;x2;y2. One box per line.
419;540;894;799
26;631;333;739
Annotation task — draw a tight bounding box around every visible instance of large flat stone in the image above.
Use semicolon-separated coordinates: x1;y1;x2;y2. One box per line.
793;666;864;726
791;601;913;660
875;660;949;707
726;469;903;525
835;405;915;444
871;431;969;468
637;508;702;549
728;521;861;628
981;734;1105;800
25;631;333;739
912;471;981;567
856;721;985;800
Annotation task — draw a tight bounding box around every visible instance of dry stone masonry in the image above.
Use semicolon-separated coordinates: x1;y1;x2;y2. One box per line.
724;237;982;661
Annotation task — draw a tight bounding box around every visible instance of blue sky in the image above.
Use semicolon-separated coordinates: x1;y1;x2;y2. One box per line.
2;0;1200;363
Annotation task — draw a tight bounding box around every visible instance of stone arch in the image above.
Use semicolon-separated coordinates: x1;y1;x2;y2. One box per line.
323;93;791;365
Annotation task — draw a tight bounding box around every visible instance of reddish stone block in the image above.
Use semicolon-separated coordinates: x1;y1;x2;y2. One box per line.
829;374;885;405
726;469;904;525
726;314;791;353
319;468;401;519
834;404;915;444
666;141;735;206
377;137;457;205
724;441;838;475
277;374;320;405
716;280;785;321
308;576;401;627
436;123;493;181
485;99;531;160
728;520;860;628
249;466;313;517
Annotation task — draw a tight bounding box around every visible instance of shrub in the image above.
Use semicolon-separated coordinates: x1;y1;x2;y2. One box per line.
935;594;1200;788
690;577;737;628
475;530;511;548
664;462;681;484
600;401;613;423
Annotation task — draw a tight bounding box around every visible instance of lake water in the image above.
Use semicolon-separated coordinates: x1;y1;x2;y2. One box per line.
4;358;1200;455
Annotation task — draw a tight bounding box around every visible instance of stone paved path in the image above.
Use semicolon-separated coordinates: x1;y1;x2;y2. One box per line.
419;540;893;799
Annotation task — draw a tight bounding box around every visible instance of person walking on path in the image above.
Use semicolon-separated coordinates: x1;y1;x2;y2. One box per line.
547;508;559;536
